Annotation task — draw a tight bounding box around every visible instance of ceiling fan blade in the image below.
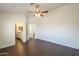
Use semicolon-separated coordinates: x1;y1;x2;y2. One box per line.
40;13;44;17
30;3;34;5
42;11;48;13
41;14;44;17
35;4;39;8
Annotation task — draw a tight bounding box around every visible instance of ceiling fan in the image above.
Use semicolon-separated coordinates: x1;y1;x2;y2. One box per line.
27;3;48;17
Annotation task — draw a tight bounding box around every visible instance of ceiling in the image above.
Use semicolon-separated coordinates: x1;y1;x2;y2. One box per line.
0;3;68;14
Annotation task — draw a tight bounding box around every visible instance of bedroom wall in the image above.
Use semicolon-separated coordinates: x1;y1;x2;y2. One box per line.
33;4;79;49
0;13;26;49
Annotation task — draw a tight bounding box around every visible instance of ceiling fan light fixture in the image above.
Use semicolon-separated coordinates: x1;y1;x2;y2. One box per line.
35;13;41;17
29;3;48;17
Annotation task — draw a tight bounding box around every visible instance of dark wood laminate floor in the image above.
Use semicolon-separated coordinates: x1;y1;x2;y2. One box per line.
0;39;79;56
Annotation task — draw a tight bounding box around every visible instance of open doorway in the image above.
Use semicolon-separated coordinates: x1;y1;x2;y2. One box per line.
15;23;23;44
28;23;35;39
15;24;25;55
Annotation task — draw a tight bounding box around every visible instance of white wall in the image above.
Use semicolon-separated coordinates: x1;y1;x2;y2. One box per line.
33;4;79;49
0;13;26;49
